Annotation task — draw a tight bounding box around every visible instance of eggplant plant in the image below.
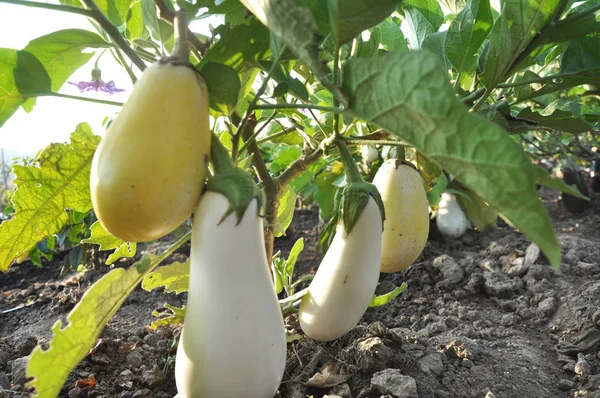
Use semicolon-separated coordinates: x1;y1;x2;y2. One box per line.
0;0;598;396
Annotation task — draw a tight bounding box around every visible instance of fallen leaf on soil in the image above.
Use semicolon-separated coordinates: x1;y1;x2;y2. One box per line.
306;362;351;388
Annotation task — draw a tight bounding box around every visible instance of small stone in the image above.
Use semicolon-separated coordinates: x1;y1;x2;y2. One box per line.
523;244;540;266
537;297;557;317
132;389;151;398
371;369;419;398
17;336;38;357
527;278;553;294
117;392;133;398
142;364;165;388
434;391;450;398
454;289;467;300
464;273;484;295
126;351;143;368
432;255;465;284
143;332;162;347
10;356;29;386
68;387;82;398
558;379;575;391
524;264;548;281
0;372;10;389
483;271;522;297
592;309;600;324
461;358;473;368
507;263;530;278
485;392;497;398
91;353;110;366
500;314;519;326
419;354;444;376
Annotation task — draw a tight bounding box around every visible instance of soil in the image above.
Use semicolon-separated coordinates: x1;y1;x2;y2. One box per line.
1;190;600;398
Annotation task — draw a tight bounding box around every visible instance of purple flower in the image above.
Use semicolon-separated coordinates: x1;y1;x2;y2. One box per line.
67;79;125;95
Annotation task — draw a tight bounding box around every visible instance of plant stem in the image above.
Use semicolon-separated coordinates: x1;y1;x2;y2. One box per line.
277;148;323;188
172;11;189;60
256;126;296;144
494;72;578;88
0;0;92;16
335;140;363;184
241;116;279;263
210;132;235;172
461;87;486;104
79;0;146;72
111;48;137;84
237;110;278;157
470;88;490;112
154;0;209;56
333;46;341;138
47;92;124;106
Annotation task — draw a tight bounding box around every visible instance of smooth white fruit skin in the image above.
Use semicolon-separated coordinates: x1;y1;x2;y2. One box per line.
361;145;379;163
175;192;287;398
372;161;429;273
299;198;382;342
436;192;469;239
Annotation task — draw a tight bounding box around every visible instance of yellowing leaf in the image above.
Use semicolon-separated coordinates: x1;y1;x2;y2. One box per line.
141;260;190;294
0;124;100;272
82;221;136;265
150;303;186;330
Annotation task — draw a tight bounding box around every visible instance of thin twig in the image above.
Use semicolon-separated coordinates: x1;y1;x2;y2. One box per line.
154;0;209;56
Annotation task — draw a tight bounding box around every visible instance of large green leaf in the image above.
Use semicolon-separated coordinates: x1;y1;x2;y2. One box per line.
142;259;190;294
342;51;560;268
378;18;409;52
0;49;24;127
27;254;154;398
81;221;136;266
199;61;241;113
327;0;401;45
561;34;600;73
481;0;562;88
126;0;146;40
540;2;600;45
514;68;600;100
533;164;588;199
455;188;497;231
202;19;270;71
438;0;467;14
444;0;493;74
403;5;437;48
14;50;52;97
96;0;132;26
24;30;111;93
297;0;332;36
240;0;329;80
516;101;595;133
0;124;99;272
403;0;444;31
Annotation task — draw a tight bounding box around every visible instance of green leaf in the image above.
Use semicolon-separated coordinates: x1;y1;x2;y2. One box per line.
427;171;448;207
199;61;241;113
126;0;146;40
481;0;562;88
0;48;24;127
357;27;382;58
327;0;401;45
415;151;441;192
438;0;467;14
444;0;493;74
369;282;407;307
240;0;329;80
14;50;52;97
516;101;594;133
274;185;296;237
422;31;451;69
202;19;270;71
285;237;304;276
561;34;600;73
270;146;302;174
96;0;132;26
342;51;560;268
150;303;186;330
142;259;190;294
403;6;437;48
378;18;409;53
403;0;444;31
314;168;343;220
0;124;99;272
455;188;497;231
540;3;600;45
533;164;588;199
515;68;600;100
24;30;111;93
27;253;156;397
82;221;136;265
297;0;332;36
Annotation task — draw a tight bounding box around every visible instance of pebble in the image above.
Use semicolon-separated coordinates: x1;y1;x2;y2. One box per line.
483;272;522;297
126;351;144;368
10;356;28;386
132;389;151;398
371;369;419;398
419;353;444;376
524;244;540;266
500;314;519;326
537;297;557;317
592;309;600;324
17;336;37;357
91;353;111;366
434;391;450;398
0;372;10;389
558;379;575;391
507;263;530;278
68;387;82;398
142;364;165;388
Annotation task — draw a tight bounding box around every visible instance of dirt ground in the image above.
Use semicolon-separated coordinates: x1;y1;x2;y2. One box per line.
1;188;600;398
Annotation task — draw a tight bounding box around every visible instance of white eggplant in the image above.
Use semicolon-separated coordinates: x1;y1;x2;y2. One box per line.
372;161;429;273
436;192;469;239
175;192;286;398
361;145;379;163
299;198;383;342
